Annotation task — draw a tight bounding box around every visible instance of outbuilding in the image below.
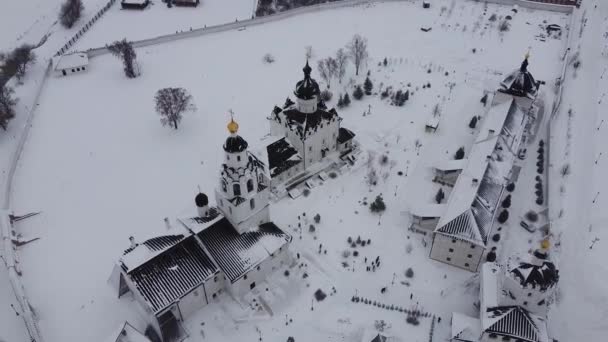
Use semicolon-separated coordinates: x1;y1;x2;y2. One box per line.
173;0;200;7
53;52;89;77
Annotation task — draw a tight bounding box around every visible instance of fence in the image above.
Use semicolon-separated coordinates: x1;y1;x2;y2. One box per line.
54;0;118;57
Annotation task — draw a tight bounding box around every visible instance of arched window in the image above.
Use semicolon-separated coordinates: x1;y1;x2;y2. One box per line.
222;181;227;192
250;198;255;210
233;183;241;196
247;179;254;193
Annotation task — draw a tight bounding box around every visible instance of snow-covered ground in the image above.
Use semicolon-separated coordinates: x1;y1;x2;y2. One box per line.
547;0;608;340
4;0;572;341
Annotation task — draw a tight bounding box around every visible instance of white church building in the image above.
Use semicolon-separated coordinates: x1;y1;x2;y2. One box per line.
109;120;292;341
415;55;540;272
451;241;559;342
265;61;356;189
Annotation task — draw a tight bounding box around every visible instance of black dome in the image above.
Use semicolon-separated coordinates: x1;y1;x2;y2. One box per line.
500;58;538;98
223;135;248;153
195;193;209;207
294;61;320;100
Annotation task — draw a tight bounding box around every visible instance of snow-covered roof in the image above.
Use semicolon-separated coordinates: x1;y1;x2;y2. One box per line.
122;0;148;4
451;312;481;342
337;127;356;144
410;203;446;218
104;321;150;342
54;52;88;71
265;136;302;178
434;98;523;245
507;250;559;291
177;207;223;234
483;306;549;342
120;231;189;272
434;159;466;172
197;217;291;283
500;58;538;99
125;236;219;313
426;116;440;128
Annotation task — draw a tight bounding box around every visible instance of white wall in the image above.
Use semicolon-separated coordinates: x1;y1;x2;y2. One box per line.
502;274;553;316
430;233;485;272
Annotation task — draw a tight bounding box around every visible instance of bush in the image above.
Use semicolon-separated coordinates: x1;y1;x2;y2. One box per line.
0;86;17;131
328;171;338;179
380;88;390;99
59;0;84;29
454;147;465;160
314;289;327;301
489;13;497;21
525;211;539;222
353;85;364;100
539;140;545;147
486;251;497;262
492;233;501;242
314;213;321;223
469;116;478;129
501;195;511;208
320;89;333;102
536;198;544;205
284;270;290;277
262;53;275;64
480;93;488;105
405;268;414;278
370;195;386;213
506;183;515;192
497;210;509;223
309;225;316;232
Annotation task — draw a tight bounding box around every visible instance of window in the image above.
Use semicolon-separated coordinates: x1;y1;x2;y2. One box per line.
229;207;232;214
233;184;241;196
250;198;255;210
449;248;454;253
452;239;457;243
309;146;312;152
222;181;227;192
247;179;254;192
502;337;511;341
467;254;472;258
237;155;241;162
465;263;470;267
227;155;230;160
72;69;75;72
82;66;86;70
537;299;545;306
470;244;476;249
446;257;451;261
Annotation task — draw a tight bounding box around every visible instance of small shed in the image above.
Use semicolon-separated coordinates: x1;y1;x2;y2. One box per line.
121;0;150;10
173;0;200;7
54;52;89;77
425;116;440;133
422;1;431;9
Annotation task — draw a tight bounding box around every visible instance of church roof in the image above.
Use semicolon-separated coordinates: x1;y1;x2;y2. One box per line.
266;137;302;178
509;257;559;291
500;57;538;98
224;135;248;153
294;61;320;100
484;306;548;342
195;192;209;207
279;107;339;139
337;127;356;143
123;236;219;313
197;218;291;282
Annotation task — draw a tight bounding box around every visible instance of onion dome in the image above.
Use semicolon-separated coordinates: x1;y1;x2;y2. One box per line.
294;60;320;100
500;54;538;98
223;118;249;153
195;192;209;207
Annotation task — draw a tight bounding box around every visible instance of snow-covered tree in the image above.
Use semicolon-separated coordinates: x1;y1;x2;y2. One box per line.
435;188;445;204
335;48;348;84
364;77;373;95
469;116;478;129
370;195;386;213
342;93;351;106
154;87;196;129
353;85;364;100
0;85;17;131
59;0;84;29
108;39;138;78
1;45;36;81
347;34;368;76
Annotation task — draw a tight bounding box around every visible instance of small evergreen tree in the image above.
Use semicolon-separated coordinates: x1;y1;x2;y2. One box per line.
506;183;515;192
59;0;84;29
501;194;511;208
370;195;386;213
353;85;364;100
497;209;509;223
364;77;373;95
383;57;388;66
480;93;488;105
454;147;465;160
435;188;445;204
469;116;478;129
337;94;344;108
486;251;497;262
343;93;351;106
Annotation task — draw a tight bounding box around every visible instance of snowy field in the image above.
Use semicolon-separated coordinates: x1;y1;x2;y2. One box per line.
7;0;571;341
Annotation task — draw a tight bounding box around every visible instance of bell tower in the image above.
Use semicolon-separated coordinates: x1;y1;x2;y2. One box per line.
215;115;271;234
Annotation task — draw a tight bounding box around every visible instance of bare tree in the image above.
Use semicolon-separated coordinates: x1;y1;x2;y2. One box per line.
317;57;337;88
347;34;368;76
1;45;37;81
59;0;84;29
0;85;17;131
335;48;348;83
108;39;138;78
154;88;196;129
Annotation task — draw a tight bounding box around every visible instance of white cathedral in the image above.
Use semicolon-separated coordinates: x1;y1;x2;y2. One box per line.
264;61;356;188
451;240;559;342
110;120;292;342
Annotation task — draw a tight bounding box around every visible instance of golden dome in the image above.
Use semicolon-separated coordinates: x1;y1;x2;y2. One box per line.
227;119;239;134
540;238;550;251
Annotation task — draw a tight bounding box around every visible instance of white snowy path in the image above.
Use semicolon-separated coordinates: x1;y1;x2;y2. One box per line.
7;1;568;341
549;0;608;340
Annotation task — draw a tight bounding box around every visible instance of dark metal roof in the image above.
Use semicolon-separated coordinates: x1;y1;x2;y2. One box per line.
281;107;338;139
294;61;320;100
123;235;185;257
195;193;209;207
510;260;559;291
500;58;538;98
224;135;248;153
436;211;484;245
198;218;291;282
126;236;218;313
266;137;302;177
485;306;541;342
337;127;356;144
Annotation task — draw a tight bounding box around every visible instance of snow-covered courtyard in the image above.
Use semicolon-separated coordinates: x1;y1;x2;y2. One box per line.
4;0;602;341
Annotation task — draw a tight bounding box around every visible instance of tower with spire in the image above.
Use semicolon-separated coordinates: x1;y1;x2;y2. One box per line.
266;61;356;187
215;116;271;234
